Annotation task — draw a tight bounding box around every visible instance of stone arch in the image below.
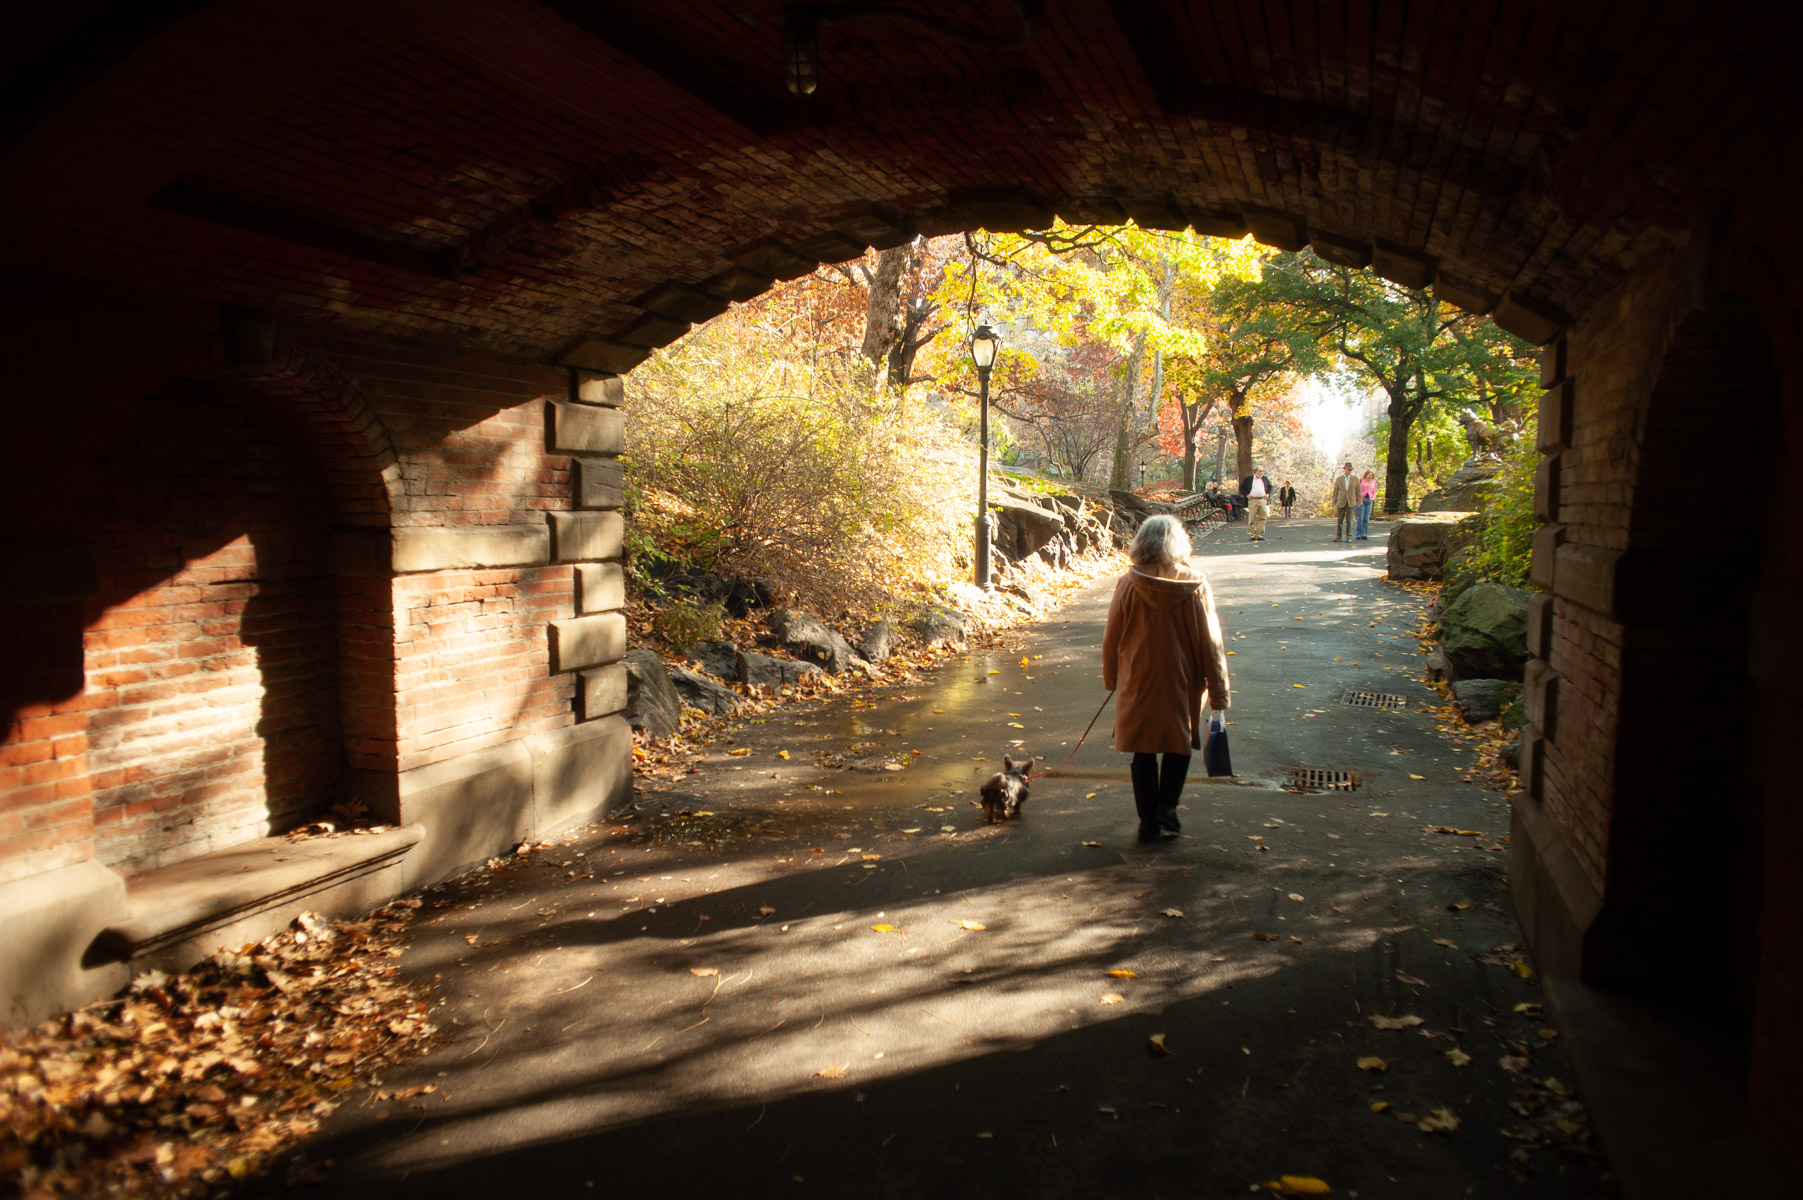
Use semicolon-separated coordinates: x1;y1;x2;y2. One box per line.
551;190;1570;378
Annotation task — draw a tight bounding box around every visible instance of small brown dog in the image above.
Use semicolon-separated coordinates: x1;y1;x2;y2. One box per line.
979;755;1031;823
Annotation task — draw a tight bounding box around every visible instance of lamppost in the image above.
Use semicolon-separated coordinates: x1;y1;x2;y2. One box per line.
970;324;1000;588
1138;460;1146;487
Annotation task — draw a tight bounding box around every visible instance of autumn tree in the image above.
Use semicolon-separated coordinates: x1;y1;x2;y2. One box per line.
1258;253;1532;512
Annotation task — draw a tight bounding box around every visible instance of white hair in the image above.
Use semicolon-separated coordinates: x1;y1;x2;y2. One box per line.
1129;514;1189;566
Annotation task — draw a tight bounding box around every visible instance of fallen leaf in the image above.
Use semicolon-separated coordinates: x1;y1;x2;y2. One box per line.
1408;773;1424;779
1499;1055;1530;1073
1432;938;1457;948
1445;1048;1472;1067
1260;1177;1333;1197
758;906;776;916
1020;657;1030;668
1292;684;1306;688
1356;1056;1389;1072
1395;972;1427;987
1106;970;1138;979
729;748;752;757
1148;1033;1172;1056
1511;960;1535;979
1084;792;1097;799
814;1064;847;1079
1082;840;1102;847
1287;893;1304;902
1418;1106;1460;1133
861;853;881;861
689;967;718;977
870;924;900;933
1369;1100;1391;1112
777;750;790;760
1252;932;1280;941
1446;900;1469;911
957;920;987;931
1100;993;1124;1005
1158;908;1184;919
1369;1014;1424;1030
1538;1028;1559;1040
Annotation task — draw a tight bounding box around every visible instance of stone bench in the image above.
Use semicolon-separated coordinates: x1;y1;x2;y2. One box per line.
90;824;423;976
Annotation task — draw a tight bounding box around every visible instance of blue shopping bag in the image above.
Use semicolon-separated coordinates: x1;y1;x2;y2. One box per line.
1204;711;1233;777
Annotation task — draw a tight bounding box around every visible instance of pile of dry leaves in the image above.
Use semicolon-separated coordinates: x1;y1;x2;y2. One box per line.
1;901;438;1198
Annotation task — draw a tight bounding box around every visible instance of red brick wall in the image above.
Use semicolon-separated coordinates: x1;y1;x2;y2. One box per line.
0;613;92;885
79;383;343;874
389;567;575;774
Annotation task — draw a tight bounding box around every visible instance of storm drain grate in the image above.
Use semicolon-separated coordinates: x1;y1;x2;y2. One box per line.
1283;767;1359;792
1342;690;1410;710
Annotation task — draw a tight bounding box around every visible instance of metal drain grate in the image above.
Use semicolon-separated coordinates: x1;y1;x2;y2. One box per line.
1283;767;1359;791
1341;690;1409;710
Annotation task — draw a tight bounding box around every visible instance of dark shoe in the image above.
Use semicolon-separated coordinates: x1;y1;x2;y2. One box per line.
1137;822;1160;843
1157;807;1181;833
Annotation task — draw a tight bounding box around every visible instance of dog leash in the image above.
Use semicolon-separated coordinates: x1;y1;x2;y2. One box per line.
1034;691;1115;779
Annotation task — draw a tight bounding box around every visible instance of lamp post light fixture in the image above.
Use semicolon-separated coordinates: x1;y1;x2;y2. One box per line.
970;324;1000;588
781;14;820;96
1138;460;1146;487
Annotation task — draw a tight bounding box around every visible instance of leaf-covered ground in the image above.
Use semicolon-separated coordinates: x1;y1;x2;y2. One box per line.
1;902;438;1198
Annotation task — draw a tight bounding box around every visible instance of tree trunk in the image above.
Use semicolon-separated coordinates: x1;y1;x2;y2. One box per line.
1109;328;1148;489
1213;430;1227;484
1182;436;1197;492
1231;386;1254;479
1383;390;1413;513
859;246;909;378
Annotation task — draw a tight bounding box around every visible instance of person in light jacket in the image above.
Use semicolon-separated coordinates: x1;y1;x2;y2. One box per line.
1331;462;1360;541
1102;515;1232;842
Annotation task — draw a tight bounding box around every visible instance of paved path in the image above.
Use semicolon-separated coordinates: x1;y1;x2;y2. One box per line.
286;517;1612;1199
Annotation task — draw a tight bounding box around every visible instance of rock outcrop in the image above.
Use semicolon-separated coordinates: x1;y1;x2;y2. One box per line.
1420;458;1502;513
1439;583;1532;681
679;640;739;679
1451;677;1521;723
670;666;742;716
768;608;863;674
622;648;682;737
1386;512;1480;581
734;648;823;690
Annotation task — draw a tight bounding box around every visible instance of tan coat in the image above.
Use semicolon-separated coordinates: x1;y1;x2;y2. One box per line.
1102;564;1231;755
1331;470;1360;510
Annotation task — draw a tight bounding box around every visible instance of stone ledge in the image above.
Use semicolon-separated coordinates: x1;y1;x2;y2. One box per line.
0;861;128;1025
92;826;423;975
332;526;551;576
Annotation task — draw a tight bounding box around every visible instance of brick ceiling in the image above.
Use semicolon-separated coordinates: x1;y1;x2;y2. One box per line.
2;0;1793;367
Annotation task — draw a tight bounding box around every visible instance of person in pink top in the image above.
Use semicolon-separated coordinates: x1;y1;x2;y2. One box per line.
1355;469;1377;539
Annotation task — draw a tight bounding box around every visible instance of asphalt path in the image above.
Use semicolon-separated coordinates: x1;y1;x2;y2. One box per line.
282;515;1613;1200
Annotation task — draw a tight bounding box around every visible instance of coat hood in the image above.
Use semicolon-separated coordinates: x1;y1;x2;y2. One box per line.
1124;565;1207;611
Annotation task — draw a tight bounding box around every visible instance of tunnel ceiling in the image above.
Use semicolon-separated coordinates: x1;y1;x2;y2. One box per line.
1;0;1792;367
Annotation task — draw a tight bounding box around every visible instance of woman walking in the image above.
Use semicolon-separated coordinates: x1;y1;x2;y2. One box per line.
1355;469;1376;539
1278;479;1297;518
1102;515;1231;842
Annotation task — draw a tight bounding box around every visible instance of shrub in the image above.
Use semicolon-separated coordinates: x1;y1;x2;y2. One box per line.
625;316;974;612
1463;418;1539;590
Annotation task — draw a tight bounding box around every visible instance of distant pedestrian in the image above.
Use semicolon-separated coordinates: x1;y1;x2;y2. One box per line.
1240;466;1271;541
1356;470;1377;539
1331;462;1359;542
1102;515;1231;843
1278;479;1297;518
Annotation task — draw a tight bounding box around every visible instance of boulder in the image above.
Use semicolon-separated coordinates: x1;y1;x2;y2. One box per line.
1440;583;1532;681
993;500;1065;559
645;570;773;617
1385;512;1480;581
768;608;862;674
1421;458;1503;513
622;648;682;738
1047;492;1083;514
670;666;742;716
1451;677;1521;723
1108;488;1153;515
679;640;739;679
734;648;823;690
915;604;967;647
858;619;896;665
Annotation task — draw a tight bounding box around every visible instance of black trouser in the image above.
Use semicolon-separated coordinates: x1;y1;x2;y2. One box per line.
1130;752;1191;827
